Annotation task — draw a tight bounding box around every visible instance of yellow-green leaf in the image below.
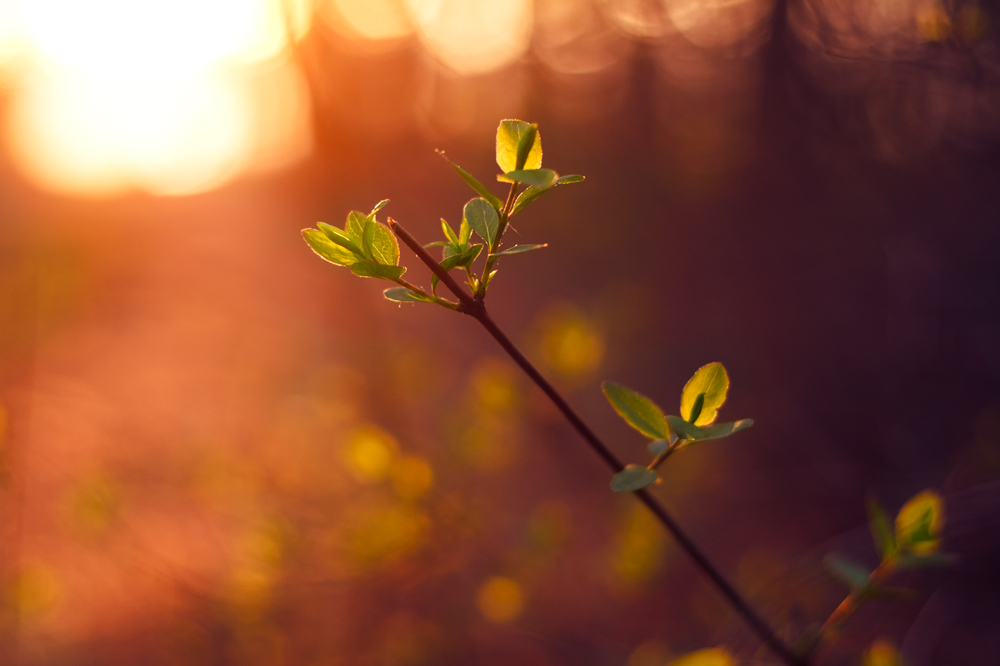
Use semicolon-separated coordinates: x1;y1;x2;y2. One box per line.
895;489;943;553
602;382;669;440
370;222;400;266
496;119;542;173
680;362;729;426
302;229;358;267
610;465;658;492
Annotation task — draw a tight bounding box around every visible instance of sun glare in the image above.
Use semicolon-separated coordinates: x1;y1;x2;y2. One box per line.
0;0;313;197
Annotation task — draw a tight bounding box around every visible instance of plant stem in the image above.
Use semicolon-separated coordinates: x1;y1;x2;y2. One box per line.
388;218;807;666
805;560;894;656
475;182;520;300
395;277;459;310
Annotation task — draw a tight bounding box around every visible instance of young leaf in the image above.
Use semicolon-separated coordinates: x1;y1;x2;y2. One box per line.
510;185;548;216
679;419;753;447
680;363;729;426
318;222;364;257
441;218;459;246
464;198;499;248
370;199;389;215
687;393;705;424
346;210;368;242
514;124;538;172
371;223;400;266
556;174;585;184
459;216;471;244
610;465;658;493
491;244;547;258
438;152;504;212
440;244;483;272
647;439;669;457
823;553;871;590
384;287;433;303
302;229;359;267
362;216;377;260
350;261;405;280
482;269;498;290
497;168;558;189
602;382;669;439
666;415;707;440
866;497;896;560
895;490;944;553
496;119;542;173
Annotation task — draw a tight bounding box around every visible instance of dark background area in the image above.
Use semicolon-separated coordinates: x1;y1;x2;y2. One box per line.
1;0;999;664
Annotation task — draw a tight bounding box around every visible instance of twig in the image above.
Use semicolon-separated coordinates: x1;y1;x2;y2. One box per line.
389;218;807;666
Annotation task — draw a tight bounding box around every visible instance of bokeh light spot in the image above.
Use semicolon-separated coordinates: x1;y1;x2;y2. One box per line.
345;425;399;482
476;576;524;623
391;455;435;500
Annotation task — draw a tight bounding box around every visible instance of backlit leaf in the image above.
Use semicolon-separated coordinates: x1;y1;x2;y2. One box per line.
441;218;459;246
610;465;658;493
556;174;585;184
680;362;729;426
346;210;368;243
666;415;707;440
464;198;499;248
867;498;896;559
459;216;471;244
384;288;433;303
492;244;547;257
371;223;400;266
679;419;753;447
496;119;542;173
895;490;943;553
351;261;405;280
303;229;358;267
497;168;558;189
440;244;482;271
602;382;669;439
439;152;504;212
318;222;363;257
370;199;389;214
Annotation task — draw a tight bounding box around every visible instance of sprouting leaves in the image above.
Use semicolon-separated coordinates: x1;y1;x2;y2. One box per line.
894;490;944;554
610;465;658;492
496;119;541;173
602;382;669;440
497;168;558;189
303;201;405;281
604;364;752;492
438;151;503;213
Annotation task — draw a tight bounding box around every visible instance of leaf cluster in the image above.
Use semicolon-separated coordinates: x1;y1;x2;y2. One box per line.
602;363;754;492
302;200;403;280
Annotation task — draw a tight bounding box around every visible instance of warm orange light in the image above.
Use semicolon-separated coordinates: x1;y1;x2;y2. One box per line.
0;0;313;197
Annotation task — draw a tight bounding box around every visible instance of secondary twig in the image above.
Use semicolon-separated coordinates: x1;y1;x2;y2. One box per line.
389;218;807;666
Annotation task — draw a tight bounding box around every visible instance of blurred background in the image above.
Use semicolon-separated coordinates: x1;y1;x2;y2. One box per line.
0;0;999;664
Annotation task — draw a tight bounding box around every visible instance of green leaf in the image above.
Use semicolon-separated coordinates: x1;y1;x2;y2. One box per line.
482;269;498;290
823;553;871;590
602;382;669;439
556;174;585;184
362;217;377;260
510;186;548;216
346;210;368;243
350;261;405;280
302;229;359;267
441;218;459;246
680;419;753;447
459;216;471;244
680;362;729;426
370;223;400;266
318;222;364;257
491;244;547;258
496;119;542;173
464;198;499;248
647;439;669;457
666;415;707;440
384;287;433;303
439;244;482;271
497;168;558;189
370;199;389;215
866;498;896;560
610;465;658;493
687;393;705;424
895;490;944;553
438;151;504;212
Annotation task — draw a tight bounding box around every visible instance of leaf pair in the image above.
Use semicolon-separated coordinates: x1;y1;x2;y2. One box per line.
867;490;948;564
425;216;484;294
604;363;754;492
302;200;404;281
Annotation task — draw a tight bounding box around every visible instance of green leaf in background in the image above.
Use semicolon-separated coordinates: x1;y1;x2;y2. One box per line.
895;490;943;553
602;382;669;439
496;119;542;173
866;497;896;559
302;229;359;267
441;218;459;246
350;261;405;280
497;168;558;189
823;553;871;590
610;465;658;493
318;222;364;257
370;223;400;266
647;439;669;457
680;362;729;426
492;244;547;258
464;198;499;248
346;210;368;242
384;287;433;303
439;152;504;212
370;199;389;215
679;419;753;447
666;415;707;440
